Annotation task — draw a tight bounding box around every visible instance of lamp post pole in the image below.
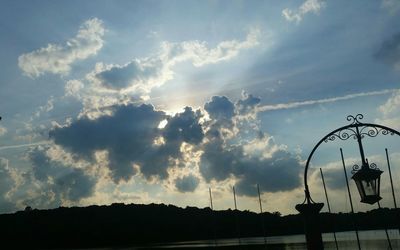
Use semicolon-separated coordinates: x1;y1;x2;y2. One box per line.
355;126;368;169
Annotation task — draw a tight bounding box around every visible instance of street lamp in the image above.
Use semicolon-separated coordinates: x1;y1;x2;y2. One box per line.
296;114;400;250
351;162;383;204
348;120;384;205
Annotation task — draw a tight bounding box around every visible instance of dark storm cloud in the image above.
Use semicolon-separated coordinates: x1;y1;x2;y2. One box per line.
204;96;236;139
200;138;241;181
0;158;16;213
163;107;203;145
50;104;166;181
234;150;302;195
375;32;400;69
95;60;162;90
204;96;235;121
50;94;302;195
175;174;200;192
29;148;96;202
200;95;302;195
54;169;95;201
50;104;203;182
199;138;302;195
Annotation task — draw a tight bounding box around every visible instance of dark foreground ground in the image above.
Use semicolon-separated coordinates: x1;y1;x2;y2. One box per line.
0;203;398;249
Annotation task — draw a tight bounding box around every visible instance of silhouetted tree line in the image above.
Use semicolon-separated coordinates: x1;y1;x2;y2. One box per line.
0;203;398;249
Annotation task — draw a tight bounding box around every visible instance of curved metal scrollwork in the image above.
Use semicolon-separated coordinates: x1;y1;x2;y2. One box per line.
351;163;379;174
369;163;378;170
324;115;395;143
351;164;361;174
347;114;364;125
359;126;394;138
324;128;357;142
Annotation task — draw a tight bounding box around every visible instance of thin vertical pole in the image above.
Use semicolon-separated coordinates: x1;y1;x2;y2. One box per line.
209;187;214;210
209;188;217;247
386;148;398;208
233;186;238;210
385;148;400;235
233;186;242;246
320;168;339;250
257;184;268;248
378;201;392;249
340;148;361;250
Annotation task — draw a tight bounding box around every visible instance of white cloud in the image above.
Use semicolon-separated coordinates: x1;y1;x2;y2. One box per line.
376;90;400;129
0;126;7;136
166;28;260;67
18;18;105;78
282;0;326;23
257;88;398;112
65;79;84;98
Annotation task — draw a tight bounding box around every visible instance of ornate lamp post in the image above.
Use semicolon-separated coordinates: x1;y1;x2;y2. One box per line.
296;114;400;250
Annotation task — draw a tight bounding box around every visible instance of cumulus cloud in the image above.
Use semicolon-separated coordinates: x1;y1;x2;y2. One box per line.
282;0;326;23
49;104;165;181
175;174;200;192
49;104;203;183
18;18;105;78
45;93;301;196
205;96;235;121
87;29;259;98
200;95;302;195
375;32;400;71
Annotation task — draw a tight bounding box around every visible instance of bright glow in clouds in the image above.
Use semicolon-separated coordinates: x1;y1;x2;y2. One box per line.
73;28;260;113
87;28;260;98
282;0;326;23
18;18;105;78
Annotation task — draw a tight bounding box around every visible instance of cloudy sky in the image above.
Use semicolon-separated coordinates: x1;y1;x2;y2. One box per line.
1;0;400;215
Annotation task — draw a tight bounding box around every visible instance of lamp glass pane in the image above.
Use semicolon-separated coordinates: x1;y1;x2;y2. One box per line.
355;180;365;199
362;180;376;196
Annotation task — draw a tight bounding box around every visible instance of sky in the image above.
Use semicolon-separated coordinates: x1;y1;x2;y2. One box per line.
0;0;400;215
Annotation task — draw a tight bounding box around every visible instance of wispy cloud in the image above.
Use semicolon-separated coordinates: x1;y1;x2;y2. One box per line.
257;88;398;112
18;18;105;78
282;0;325;23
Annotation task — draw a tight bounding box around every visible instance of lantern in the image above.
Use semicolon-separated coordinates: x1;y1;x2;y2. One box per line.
351;165;383;205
